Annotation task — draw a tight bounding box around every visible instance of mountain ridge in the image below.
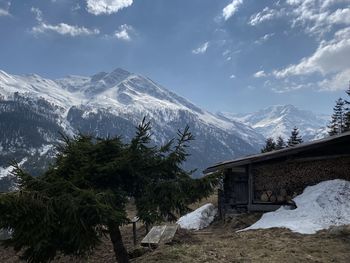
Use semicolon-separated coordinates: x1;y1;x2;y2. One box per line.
219;104;328;141
0;68;265;184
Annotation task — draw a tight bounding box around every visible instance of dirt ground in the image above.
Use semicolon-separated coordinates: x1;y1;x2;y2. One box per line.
1;195;350;263
133;217;350;263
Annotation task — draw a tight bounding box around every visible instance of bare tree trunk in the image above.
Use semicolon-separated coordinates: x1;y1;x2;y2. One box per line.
108;223;129;263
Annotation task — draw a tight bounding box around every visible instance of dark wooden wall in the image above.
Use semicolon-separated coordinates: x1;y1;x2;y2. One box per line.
221;170;249;214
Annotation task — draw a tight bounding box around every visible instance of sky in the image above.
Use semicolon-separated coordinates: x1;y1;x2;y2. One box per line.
0;0;350;114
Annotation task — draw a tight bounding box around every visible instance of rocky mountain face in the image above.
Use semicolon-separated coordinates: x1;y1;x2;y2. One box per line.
0;68;265;188
219;104;329;142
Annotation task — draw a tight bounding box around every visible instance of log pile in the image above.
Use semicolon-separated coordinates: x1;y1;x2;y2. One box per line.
258;188;297;203
253;156;350;203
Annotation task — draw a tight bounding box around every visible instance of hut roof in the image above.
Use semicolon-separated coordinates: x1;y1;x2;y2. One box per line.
203;131;350;174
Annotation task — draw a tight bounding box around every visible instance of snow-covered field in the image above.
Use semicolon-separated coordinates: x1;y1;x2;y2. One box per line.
243;179;350;234
177;203;217;230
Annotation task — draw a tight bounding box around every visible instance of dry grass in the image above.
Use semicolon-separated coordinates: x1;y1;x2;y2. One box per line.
133;220;350;263
189;192;218;210
1;194;350;263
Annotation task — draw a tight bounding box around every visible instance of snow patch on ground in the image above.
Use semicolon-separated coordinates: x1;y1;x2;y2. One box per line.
177;203;217;230
243;179;350;234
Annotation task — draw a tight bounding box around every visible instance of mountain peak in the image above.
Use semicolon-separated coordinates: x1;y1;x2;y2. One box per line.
0;70;9;76
110;67;131;76
0;70;13;82
94;68;131;86
25;73;43;79
222;104;327;141
266;104;296;111
90;72;108;82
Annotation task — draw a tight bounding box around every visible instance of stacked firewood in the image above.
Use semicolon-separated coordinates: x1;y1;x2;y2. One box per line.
259;189;298;203
253;157;350;203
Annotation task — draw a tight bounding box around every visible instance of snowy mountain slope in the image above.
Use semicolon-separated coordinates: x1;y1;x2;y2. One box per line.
219;105;328;141
0;68;265;185
0;70;79;111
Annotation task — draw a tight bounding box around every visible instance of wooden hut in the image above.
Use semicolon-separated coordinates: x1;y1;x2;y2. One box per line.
203;132;350;217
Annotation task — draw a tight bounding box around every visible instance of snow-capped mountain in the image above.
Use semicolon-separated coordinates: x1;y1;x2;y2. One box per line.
219;105;328;142
0;68;265;187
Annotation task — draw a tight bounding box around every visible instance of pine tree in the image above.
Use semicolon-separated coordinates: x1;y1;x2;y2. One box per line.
344;82;350;132
275;136;285;150
328;113;338;136
261;137;276;153
0;119;220;263
287;127;303;147
328;98;345;136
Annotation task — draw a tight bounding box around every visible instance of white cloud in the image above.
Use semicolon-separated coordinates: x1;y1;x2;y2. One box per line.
319;0;350;9
32;23;100;36
249;1;350;37
0;1;11;17
31;7;99;37
222;50;230;61
271;27;350;92
265;78;315;93
253;70;267;78
86;0;133;15
249;7;282;26
192;42;209;55
286;0;350;36
114;24;134;41
254;33;275;45
247;1;350;93
318;68;350;91
72;3;81;12
247;85;256;90
222;49;230;57
327;8;350;25
0;8;10;16
230;74;236;79
222;0;243;21
334;27;350;40
31;7;43;22
273;30;350;78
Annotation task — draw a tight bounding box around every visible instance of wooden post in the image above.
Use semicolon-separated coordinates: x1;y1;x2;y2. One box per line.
131;216;139;247
247;164;253;212
132;221;137;246
218;189;223;219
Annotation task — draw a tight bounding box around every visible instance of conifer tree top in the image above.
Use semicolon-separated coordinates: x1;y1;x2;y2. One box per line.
287;127;303;147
